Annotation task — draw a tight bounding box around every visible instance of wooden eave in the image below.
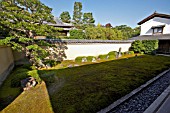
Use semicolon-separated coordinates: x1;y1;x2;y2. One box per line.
138;13;170;25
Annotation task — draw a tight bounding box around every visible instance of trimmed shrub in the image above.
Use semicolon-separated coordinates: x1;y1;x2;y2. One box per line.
128;51;134;55
86;56;96;62
108;55;116;60
142;40;158;54
140;51;144;54
130;40;144;53
130;40;158;54
75;56;87;63
10;68;30;88
107;51;117;59
98;54;108;60
108;51;117;56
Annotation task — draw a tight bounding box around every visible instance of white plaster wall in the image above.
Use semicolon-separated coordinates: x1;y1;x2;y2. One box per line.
65;43;132;60
140;17;170;35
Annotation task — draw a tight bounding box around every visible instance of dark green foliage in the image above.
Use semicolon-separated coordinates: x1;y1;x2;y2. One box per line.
59;11;71;23
28;70;42;84
132;26;141;37
113;25;140;39
130;40;158;54
98;54;108;60
107;55;116;59
75;56;86;62
108;51;117;56
130;40;145;53
79;25;140;40
10;68;30;88
85;26;123;40
40;72;56;83
44;60;60;67
128;51;134;55
73;2;83;25
10;66;42;88
86;56;96;62
107;51;117;59
0;0;66;68
142;40;158;54
82;12;95;29
69;29;85;39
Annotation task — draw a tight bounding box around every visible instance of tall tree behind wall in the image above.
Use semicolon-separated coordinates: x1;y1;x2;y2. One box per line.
82;12;95;29
59;11;71;23
114;25;140;39
73;2;83;28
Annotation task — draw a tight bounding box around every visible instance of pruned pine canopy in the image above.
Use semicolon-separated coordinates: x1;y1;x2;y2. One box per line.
0;0;67;68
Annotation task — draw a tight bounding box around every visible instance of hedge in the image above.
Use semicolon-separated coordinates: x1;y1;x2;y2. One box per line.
130;40;158;54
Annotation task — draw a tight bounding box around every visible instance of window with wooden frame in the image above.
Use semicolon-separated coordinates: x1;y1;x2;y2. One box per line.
152;25;165;35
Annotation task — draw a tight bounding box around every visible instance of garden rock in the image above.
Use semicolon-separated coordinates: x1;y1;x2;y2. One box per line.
68;64;73;68
92;58;96;62
46;63;51;69
74;64;79;67
21;77;37;91
82;58;87;62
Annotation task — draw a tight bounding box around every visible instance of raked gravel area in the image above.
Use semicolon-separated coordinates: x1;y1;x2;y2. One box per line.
109;70;170;113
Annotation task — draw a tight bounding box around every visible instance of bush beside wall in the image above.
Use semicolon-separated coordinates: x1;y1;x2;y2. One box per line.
69;29;85;39
130;40;158;54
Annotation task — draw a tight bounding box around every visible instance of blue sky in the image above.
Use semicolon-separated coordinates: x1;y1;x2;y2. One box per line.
40;0;170;28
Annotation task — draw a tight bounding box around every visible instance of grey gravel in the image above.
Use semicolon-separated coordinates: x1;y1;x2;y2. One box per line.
109;71;170;113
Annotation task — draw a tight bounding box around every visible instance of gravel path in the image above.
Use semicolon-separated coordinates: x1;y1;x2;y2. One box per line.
109;70;170;113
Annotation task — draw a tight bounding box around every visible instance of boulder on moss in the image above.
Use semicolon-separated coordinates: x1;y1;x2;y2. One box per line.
21;77;37;91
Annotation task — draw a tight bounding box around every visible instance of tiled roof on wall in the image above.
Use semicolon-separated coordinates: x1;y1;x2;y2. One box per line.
130;34;170;40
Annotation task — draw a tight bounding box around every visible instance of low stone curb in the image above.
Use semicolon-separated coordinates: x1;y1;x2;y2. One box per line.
97;68;170;113
0;63;14;86
143;84;170;113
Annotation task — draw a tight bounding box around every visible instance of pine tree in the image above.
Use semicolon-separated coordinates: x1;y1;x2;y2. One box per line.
73;2;82;25
0;0;67;68
59;11;71;23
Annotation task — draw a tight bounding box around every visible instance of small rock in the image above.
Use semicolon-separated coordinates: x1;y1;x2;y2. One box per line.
46;63;51;69
74;64;79;67
92;58;96;62
21;77;37;91
68;64;73;68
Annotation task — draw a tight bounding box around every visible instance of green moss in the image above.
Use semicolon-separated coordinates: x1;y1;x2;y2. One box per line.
46;55;170;113
1;55;170;113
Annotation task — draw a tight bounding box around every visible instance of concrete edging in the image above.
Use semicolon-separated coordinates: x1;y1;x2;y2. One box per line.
143;84;170;113
97;68;170;113
0;63;14;86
